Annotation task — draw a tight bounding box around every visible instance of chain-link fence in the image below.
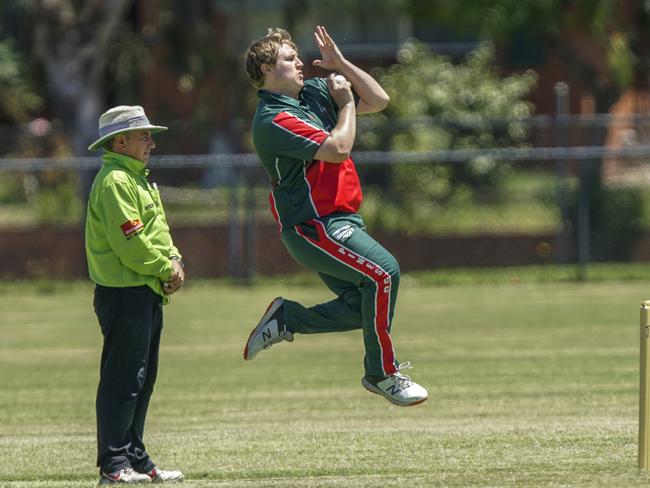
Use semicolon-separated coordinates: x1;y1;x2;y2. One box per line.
2;113;650;279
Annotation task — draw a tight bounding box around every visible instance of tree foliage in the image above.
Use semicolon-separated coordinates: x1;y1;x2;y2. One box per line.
376;42;536;150
360;41;536;230
407;0;650;110
0;39;41;123
388;0;649;245
29;0;134;156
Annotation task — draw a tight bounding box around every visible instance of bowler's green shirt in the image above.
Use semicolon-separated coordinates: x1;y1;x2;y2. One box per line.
85;150;181;303
253;78;363;231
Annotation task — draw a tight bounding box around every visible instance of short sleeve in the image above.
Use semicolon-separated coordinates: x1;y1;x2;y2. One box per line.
263;110;330;161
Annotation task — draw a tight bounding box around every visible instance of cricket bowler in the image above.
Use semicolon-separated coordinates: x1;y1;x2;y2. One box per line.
242;26;427;407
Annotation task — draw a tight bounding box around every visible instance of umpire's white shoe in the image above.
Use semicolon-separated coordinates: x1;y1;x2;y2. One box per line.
362;362;428;407
243;297;293;360
145;467;184;483
98;467;151;484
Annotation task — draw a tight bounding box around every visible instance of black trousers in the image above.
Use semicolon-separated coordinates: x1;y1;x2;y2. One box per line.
93;284;163;474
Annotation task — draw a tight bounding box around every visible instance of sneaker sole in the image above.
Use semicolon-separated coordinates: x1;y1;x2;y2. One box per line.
243;297;284;360
361;378;428;407
98;475;151;485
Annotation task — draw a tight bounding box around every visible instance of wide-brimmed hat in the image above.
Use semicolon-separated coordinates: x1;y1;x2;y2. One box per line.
88;105;168;151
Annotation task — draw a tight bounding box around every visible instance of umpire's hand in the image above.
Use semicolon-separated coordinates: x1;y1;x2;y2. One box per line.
163;259;186;295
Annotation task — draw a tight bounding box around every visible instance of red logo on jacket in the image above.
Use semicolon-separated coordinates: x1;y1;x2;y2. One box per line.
120;219;143;237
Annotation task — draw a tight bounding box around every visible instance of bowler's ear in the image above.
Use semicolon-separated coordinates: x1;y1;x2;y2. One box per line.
261;63;273;75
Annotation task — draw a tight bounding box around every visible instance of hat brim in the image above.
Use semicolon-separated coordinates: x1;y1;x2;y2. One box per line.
88;125;168;151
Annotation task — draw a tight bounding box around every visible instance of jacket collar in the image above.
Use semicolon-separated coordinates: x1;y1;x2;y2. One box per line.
102;150;149;176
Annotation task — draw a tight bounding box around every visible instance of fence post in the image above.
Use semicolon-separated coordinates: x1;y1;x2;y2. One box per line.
227;167;242;279
554;82;571;264
244;171;257;283
577;153;591;281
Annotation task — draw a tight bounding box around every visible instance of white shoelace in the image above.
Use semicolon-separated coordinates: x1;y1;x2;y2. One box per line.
393;361;414;387
397;361;412;371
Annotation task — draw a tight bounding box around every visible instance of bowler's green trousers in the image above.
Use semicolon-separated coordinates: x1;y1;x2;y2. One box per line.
280;213;400;377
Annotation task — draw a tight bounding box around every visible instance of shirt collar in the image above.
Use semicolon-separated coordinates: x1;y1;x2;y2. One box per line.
258;89;303;107
102;150;149;176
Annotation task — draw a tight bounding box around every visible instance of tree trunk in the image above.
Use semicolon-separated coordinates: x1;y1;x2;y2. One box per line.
32;0;133;157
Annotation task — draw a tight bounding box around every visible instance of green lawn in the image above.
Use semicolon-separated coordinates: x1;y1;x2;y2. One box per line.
1;277;650;486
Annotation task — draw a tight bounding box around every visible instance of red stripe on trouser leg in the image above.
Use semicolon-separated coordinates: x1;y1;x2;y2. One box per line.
294;220;396;375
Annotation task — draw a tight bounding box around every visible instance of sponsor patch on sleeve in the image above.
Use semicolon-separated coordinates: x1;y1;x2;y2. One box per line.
120;219;144;237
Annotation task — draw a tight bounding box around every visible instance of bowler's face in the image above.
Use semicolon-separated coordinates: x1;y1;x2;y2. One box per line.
265;43;304;97
122;130;156;164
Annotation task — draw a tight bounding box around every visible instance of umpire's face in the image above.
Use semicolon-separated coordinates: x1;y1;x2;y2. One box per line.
116;130;156;165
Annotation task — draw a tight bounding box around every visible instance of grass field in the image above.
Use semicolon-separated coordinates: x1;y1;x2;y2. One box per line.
2;273;650;487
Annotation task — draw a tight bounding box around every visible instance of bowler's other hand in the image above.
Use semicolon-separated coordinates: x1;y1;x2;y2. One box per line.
326;73;354;107
312;25;344;71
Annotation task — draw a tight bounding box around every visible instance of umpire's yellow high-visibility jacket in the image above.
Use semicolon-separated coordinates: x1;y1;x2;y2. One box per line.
85;150;181;303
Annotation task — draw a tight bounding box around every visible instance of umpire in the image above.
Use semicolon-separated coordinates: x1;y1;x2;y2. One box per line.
85;105;185;484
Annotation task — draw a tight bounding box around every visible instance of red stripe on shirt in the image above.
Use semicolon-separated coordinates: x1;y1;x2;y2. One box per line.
294;219;396;375
305;158;362;217
272;112;329;145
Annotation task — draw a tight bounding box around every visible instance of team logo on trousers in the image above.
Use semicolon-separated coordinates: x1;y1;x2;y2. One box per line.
338;247;385;277
332;225;355;242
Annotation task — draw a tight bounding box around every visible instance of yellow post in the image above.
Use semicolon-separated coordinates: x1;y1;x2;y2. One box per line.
640;301;650;469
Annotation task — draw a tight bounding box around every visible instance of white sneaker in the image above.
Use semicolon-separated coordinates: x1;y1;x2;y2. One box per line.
145;467;184;483
99;467;152;484
362;362;428;407
243;297;293;360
